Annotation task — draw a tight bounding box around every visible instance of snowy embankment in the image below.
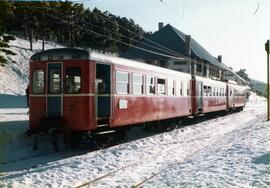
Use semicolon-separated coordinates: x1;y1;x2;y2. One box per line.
0;93;269;188
0;38;64;160
0;37;63;95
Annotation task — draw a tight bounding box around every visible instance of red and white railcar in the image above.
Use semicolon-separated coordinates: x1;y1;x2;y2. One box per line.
29;48;249;137
29;48;192;133
227;81;248;109
191;76;227;114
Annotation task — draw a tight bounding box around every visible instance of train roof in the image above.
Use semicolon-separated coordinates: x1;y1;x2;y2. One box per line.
194;75;227;86
30;48;249;88
30;48;191;79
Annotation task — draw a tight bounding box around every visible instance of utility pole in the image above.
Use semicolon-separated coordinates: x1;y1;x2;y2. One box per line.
265;40;270;121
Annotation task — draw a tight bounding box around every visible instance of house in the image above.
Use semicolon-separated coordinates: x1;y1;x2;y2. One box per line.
120;23;247;85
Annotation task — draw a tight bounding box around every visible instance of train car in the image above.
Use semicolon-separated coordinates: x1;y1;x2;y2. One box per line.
28;48;249;148
191;76;227;115
227;81;248;110
29;48;192;136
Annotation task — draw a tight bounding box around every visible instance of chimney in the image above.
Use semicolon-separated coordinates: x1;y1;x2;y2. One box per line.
185;35;191;57
158;22;164;30
217;55;222;63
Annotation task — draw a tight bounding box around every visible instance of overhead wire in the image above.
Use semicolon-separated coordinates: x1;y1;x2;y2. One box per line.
89;9;183;57
11;4;185;58
10;3;231;76
46;13;187;61
52;13;222;74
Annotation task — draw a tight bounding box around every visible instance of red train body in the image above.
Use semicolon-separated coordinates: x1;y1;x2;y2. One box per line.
29;48;249;134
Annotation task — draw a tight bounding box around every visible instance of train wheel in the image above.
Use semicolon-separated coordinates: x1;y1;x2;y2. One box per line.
69;131;82;149
114;129;127;143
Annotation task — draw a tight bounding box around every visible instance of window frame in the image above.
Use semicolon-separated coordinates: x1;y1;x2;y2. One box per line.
32;68;45;94
116;71;129;94
146;76;155;95
157;78;166;95
65;67;82;94
48;67;62;94
168;79;174;96
132;73;143;95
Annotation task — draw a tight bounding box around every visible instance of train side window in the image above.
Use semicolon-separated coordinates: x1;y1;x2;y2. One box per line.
32;69;45;94
208;86;212;96
65;67;81;94
187;82;190;96
175;81;180;96
133;74;143;95
220;88;224;97
157;78;165;95
116;71;129;94
168;79;174;96
203;85;207;96
180;81;183;96
146;76;155;95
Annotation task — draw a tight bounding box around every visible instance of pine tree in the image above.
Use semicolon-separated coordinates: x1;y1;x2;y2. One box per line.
0;0;15;66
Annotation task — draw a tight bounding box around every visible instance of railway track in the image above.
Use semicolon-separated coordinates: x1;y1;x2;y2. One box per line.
75;111;260;188
131;115;263;188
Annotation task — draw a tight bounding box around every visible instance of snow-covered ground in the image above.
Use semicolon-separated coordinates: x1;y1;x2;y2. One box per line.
0;93;269;188
0;37;63;95
0;37;269;187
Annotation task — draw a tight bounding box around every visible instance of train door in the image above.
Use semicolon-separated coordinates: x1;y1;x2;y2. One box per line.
197;81;203;112
96;63;111;118
47;63;62;117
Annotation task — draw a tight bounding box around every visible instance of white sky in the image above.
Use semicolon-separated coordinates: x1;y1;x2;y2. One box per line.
85;0;270;82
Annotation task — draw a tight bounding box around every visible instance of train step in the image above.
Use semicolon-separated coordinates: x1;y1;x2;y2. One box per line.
97;124;109;128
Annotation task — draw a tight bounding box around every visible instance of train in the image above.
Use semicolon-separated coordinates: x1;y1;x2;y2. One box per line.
28;48;249;148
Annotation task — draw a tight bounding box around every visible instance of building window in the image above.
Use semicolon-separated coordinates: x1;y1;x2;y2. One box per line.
174;61;186;65
157;78;165;95
32;69;44;94
196;64;202;73
65;67;81;94
146;60;153;64
160;60;166;68
133;74;143;94
116;71;129;94
146;76;155;94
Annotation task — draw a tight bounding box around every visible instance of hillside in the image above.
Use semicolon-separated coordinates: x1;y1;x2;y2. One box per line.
249;79;267;97
0;37;63;95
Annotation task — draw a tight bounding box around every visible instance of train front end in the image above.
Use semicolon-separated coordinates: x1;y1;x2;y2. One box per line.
29;48;95;133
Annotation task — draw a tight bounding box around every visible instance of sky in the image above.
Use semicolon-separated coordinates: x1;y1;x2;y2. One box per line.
84;0;270;82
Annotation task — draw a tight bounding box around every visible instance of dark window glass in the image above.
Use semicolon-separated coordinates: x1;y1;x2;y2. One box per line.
146;76;155;94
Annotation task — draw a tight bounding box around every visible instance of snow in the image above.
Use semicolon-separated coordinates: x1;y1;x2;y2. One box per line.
0;93;269;187
0;37;63;95
0;37;268;187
